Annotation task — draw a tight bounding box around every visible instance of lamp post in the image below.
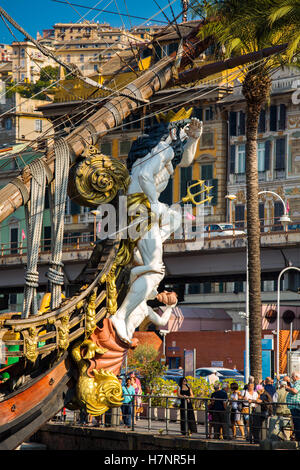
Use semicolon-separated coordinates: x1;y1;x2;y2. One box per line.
276;266;300;376
239;311;249;383
160;329;169;366
90;209;100;242
225;194;237;224
258;190;291;230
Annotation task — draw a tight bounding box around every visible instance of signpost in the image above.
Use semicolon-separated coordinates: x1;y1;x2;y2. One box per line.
184;349;196;377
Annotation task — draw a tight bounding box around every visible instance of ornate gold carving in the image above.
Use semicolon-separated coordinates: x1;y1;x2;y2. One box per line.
71;339;122;416
85;289;98;338
156;107;193;123
23;327;39;363
67;145;130;207
57;315;70;351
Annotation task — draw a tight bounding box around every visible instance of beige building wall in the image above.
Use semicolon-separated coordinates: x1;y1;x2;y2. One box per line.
11;42;56;84
14;94;53;144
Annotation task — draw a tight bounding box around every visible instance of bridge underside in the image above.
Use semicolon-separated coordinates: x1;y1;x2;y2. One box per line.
0;245;298;294
163;245;300;284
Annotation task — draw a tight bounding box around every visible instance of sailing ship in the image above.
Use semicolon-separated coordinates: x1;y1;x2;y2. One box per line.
0;7;286;449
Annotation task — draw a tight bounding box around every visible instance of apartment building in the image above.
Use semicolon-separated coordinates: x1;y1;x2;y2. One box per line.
222;67;300;229
48;22;142;76
0;90;53;147
11;41;56;84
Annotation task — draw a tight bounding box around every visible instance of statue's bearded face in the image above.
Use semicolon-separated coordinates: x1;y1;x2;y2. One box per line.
126;119;191;172
167;121;189;167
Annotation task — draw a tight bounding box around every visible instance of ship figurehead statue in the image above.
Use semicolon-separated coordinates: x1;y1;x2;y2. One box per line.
70;108;204;417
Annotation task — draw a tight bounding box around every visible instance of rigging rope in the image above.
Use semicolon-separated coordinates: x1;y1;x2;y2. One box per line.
22;159;47;318
47;138;70;310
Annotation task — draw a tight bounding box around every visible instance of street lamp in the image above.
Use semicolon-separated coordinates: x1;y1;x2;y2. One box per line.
160;329;169;365
238;311;249;383
258;190;292;229
243;190;291;380
90;209;100;242
225;194;237;224
276;266;300;376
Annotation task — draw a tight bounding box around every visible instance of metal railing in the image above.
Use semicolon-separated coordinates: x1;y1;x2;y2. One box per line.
52;395;295;444
0;219;299;257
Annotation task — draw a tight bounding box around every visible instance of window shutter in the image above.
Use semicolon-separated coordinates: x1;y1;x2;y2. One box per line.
180;167;192;200
274;201;284;218
194;107;203;121
275;137;285;170
278;104;286;130
258;109;266;133
229;111;237;136
211;178;218;206
264;140;271;170
159;178;173;205
259;202;265;230
230;145;236;174
201;164;213;180
239;111;245;135
71;200;81;215
235;205;245;228
270;105;277;131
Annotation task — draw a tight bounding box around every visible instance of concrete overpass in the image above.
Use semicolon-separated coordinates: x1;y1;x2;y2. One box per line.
0;230;299;292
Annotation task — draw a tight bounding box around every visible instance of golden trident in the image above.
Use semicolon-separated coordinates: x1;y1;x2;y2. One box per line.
181;179;214;206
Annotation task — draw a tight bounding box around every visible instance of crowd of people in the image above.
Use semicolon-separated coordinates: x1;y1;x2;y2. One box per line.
70;369;300;444
207;371;300;443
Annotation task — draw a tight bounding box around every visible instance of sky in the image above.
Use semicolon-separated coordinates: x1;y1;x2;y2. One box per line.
0;0;187;44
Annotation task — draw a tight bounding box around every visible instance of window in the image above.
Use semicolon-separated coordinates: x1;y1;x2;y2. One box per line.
236;144;245;173
258;109;266;133
229;110;245;136
257;142;265;172
235;205;245;228
237;111;245;136
273;200;284;231
200;131;214;148
10;227;18;254
66;54;71;63
119;140;131;156
204;106;214;121
259;202;265;232
100;142;112;156
80;54;84;63
201;164;213;180
35;120;43;132
275;137;286;177
193;107;203;121
270;104;286;131
180;166;192;200
5;118;12;130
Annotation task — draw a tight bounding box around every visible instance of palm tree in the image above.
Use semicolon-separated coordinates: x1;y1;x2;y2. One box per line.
268;0;300;60
190;0;293;383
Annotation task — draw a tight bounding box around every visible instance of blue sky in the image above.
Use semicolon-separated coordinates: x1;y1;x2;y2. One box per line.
0;0;186;43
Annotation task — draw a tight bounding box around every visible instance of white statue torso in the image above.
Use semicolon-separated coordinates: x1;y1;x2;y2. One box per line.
128;141;174;198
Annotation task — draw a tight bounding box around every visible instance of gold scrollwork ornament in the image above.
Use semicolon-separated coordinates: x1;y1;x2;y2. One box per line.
57;315;70;351
23;327;39;363
67;146;130;207
85;289;97;338
71;339;122;416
